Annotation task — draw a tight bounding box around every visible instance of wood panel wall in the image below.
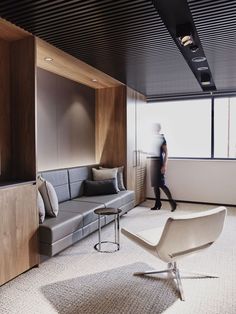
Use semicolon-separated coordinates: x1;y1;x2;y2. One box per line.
95;86;127;169
10;36;36;181
0;39;11;181
0;183;38;286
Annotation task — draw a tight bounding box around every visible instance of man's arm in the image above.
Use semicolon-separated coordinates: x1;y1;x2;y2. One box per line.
161;144;168;174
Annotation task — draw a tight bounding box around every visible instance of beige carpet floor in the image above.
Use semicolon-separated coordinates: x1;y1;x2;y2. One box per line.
0;201;236;314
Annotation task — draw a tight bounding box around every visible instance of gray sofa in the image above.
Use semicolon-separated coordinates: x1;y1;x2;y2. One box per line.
39;165;135;257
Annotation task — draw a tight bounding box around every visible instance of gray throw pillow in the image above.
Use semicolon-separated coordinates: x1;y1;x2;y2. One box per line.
84;179;118;196
38;176;59;217
92;168;119;192
38;191;45;224
99;166;126;191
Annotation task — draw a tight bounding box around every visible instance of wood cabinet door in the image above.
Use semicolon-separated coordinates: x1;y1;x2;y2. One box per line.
0;184;38;286
135;92;147;204
126;87;146;205
126;87;137;194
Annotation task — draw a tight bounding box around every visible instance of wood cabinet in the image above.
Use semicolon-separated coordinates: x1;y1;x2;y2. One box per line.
95;86;127;168
0;19;38;285
126;87;146;205
95;86;146;205
0;184;38;286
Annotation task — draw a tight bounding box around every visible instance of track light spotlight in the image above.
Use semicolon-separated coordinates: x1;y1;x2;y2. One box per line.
176;23;198;51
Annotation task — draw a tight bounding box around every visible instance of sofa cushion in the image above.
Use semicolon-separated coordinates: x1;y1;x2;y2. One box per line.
84;179;118;196
39;228;83;257
59;200;104;226
40;169;70;203
74;190;135;209
74;194;123;209
39;210;83;244
117;190;135;206
68;165;97;198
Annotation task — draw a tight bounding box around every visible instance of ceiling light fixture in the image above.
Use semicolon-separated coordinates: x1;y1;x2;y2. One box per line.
92;78;98;82
44;57;53;62
181;35;193;46
197;66;209;71
192;56;207;63
176;23;198;52
201;72;211;85
189;44;199;53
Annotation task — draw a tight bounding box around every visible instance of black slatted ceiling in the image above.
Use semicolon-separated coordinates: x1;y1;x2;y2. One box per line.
188;0;236;91
0;0;203;96
2;0;235;97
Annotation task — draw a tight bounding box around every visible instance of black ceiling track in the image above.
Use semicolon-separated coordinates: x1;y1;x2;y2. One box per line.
152;0;216;92
1;1;235;97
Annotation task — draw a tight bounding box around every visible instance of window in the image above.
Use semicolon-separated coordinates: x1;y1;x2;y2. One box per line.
214;97;236;158
138;98;211;158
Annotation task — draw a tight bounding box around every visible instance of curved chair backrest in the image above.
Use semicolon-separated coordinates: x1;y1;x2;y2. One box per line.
157;206;227;263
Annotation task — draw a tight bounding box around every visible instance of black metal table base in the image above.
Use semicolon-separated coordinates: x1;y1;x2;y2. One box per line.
94;208;122;253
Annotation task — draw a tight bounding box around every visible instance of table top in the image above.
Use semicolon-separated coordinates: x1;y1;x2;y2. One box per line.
94;207;122;215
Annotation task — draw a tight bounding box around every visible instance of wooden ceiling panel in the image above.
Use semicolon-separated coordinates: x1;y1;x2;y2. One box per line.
0;18;29;41
36;38;122;89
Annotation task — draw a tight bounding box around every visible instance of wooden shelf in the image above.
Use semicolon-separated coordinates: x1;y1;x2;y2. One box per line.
0;180;36;189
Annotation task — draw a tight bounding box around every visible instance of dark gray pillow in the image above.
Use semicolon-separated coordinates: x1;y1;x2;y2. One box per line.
84;179;118;196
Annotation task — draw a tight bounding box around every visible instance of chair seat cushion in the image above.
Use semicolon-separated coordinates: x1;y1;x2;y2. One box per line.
136;227;165;245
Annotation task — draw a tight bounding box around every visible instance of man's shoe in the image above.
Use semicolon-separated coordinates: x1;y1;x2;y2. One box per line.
171;201;177;212
151;203;162;210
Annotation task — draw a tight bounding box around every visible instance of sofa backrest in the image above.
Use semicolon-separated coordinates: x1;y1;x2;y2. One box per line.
68;165;98;198
40;169;70;203
39;164;99;202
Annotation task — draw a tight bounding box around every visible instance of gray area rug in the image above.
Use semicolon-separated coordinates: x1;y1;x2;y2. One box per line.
41;262;178;314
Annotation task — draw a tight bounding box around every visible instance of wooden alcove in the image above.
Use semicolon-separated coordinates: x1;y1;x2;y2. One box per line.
0;16;147;285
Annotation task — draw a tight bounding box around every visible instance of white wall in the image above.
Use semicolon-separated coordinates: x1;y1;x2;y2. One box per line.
146;159;236;205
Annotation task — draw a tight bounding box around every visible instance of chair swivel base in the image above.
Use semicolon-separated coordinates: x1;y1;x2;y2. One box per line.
94;241;120;253
133;261;219;301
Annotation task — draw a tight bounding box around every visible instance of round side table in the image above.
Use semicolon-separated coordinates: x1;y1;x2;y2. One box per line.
94;207;122;253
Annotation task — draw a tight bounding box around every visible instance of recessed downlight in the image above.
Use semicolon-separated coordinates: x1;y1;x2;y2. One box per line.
201;81;211;86
197;66;208;71
192;56;206;63
201;72;211;85
92;78;97;82
44;57;53;62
